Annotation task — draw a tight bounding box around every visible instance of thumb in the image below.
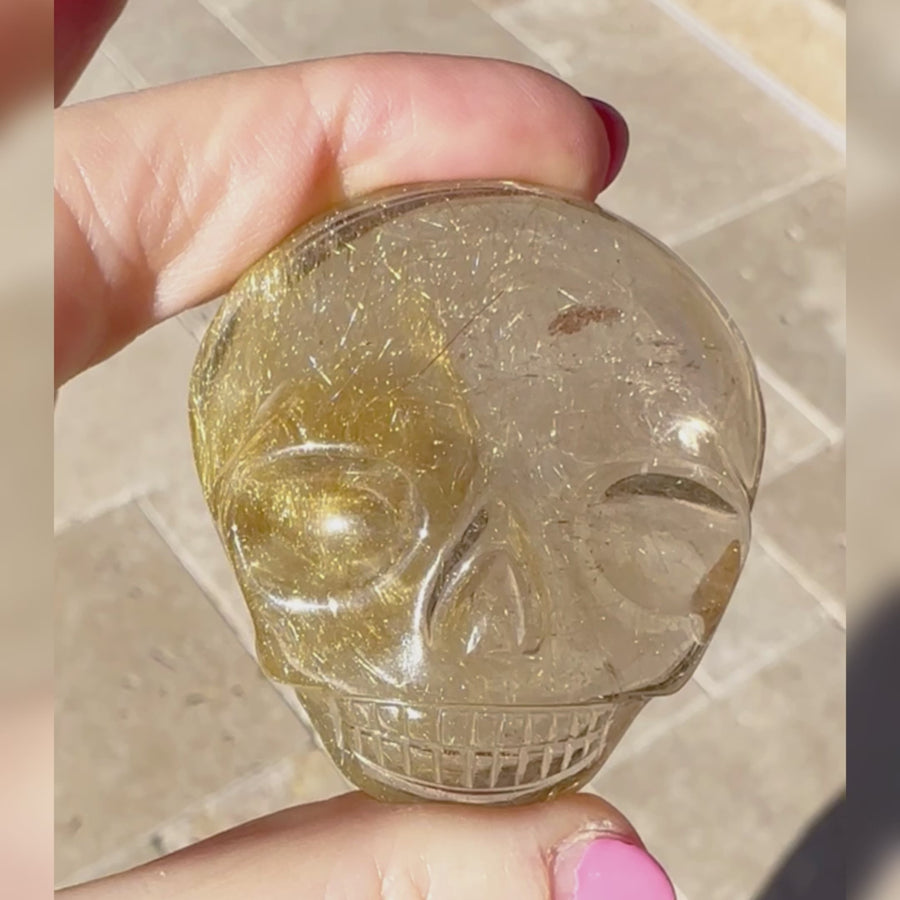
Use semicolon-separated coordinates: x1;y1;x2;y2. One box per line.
62;791;675;900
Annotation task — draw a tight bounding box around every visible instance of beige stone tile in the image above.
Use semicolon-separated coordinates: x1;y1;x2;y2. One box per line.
696;539;828;690
104;0;260;87
141;454;254;656
603;678;710;772
201;0;554;72
55;502;314;887
66;748;351;885
128;314;314;724
139;413;314;723
54;319;198;529
485;0;840;238
65;50;135;105
678;175;846;427
589;622;845;900
755;442;846;610
677;0;845;125
156;748;350;855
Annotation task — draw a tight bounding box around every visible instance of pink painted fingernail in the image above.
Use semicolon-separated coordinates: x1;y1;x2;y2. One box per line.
554;834;675;900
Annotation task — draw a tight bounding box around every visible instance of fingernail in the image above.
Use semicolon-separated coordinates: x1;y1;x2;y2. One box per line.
553;832;675;900
585;98;630;190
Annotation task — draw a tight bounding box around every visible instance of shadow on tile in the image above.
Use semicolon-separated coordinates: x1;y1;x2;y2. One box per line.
752;590;899;900
753;794;843;900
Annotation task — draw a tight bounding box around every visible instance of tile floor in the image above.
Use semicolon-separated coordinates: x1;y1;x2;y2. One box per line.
56;1;846;896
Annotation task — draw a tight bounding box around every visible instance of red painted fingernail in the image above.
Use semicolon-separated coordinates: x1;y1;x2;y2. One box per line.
585;97;630;191
54;0;128;104
554;833;675;900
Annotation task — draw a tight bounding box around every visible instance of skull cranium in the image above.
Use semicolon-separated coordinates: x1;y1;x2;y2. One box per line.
189;182;764;804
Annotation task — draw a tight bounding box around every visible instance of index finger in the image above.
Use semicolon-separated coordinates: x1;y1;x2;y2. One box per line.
54;54;626;385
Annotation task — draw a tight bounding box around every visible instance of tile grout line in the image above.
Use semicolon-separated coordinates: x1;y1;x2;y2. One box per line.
759;436;832;490
603;611;841;778
176;315;201;345
698;616;831;700
135;496;315;729
772;435;836;479
100;42;150;90
136;495;254;654
196;0;281;66
645;0;845;152
665;166;843;248
95;47;143;92
689;666;719;697
475;1;569;78
54;483;160;534
602;690;712;773
754;528;846;629
755;360;844;446
604;615;839;778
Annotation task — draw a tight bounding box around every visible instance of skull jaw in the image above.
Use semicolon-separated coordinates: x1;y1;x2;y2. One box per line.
297;687;646;804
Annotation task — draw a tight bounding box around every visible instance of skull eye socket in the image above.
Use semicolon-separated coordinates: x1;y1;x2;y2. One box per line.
222;449;426;604
586;464;750;629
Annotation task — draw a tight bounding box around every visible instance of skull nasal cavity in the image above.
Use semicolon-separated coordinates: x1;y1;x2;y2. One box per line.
430;548;545;657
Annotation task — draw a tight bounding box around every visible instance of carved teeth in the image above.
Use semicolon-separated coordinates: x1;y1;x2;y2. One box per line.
333;698;612;795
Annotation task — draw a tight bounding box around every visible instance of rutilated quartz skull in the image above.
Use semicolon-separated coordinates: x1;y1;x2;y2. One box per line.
189;181;765;805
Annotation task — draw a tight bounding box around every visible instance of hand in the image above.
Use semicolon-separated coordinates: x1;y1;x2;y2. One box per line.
54;5;674;900
54;51;628;386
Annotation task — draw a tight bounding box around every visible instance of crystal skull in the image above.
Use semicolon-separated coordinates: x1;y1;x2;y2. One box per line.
188;181;765;804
